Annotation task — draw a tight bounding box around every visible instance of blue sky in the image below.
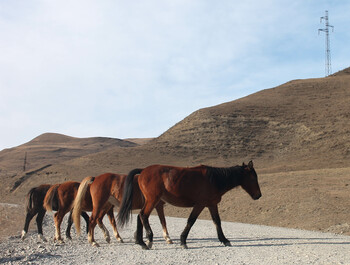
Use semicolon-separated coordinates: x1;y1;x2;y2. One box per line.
0;0;349;150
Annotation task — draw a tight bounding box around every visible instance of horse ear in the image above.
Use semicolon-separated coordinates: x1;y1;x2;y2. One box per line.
242;162;246;167
248;160;253;169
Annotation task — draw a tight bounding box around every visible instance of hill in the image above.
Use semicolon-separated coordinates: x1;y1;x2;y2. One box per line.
0;133;137;199
1;68;350;239
152;70;350;171
0;133;137;173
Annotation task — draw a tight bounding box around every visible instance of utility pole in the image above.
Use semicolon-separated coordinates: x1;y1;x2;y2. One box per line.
318;10;334;77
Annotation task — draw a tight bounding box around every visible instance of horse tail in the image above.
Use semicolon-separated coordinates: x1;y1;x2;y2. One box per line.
117;168;143;227
25;187;37;212
72;176;95;236
43;184;60;212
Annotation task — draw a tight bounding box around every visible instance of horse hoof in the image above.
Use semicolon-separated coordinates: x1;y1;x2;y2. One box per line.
166;238;173;244
38;235;47;242
21;231;27;240
54;237;64;244
91;242;100;247
105;237;111;244
224;241;231;247
181;244;188;249
141;244;150;250
146;241;153;249
66;236;72;241
117;238;124;243
137;241;149;250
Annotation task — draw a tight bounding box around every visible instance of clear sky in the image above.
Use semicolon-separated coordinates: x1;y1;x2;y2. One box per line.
0;0;349;151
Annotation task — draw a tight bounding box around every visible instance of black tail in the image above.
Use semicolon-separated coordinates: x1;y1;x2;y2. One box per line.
25;187;36;212
117;168;143;227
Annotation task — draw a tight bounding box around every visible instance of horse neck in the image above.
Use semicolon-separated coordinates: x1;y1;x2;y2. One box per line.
206;166;243;193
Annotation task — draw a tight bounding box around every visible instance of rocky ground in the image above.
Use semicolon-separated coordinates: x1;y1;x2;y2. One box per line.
1;214;350;264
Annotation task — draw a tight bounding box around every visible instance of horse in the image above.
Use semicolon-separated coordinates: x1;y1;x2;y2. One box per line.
72;173;173;247
43;181;117;243
118;161;262;250
21;184;90;241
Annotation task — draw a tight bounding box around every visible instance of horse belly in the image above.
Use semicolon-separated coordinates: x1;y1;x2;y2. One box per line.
161;193;195;208
162;178;211;207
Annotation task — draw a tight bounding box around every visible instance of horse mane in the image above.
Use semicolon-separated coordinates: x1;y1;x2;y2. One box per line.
205;165;243;192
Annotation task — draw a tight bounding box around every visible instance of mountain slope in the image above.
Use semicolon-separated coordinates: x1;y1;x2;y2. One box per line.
151;69;350;170
0;133;137;199
0;133;137;173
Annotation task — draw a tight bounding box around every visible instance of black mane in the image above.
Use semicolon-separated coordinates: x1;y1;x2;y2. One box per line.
205;165;244;192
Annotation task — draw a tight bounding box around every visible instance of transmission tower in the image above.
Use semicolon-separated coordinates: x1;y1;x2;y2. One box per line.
318;10;334;76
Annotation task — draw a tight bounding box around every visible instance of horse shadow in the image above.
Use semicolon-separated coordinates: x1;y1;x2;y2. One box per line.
183;236;350;249
96;234;350;250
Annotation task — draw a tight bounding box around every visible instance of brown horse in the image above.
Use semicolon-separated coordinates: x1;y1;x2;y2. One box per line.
72;173;172;247
44;181;117;243
118;161;262;249
21;184;89;241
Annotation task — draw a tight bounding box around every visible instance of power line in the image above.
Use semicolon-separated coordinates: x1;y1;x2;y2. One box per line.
318;10;334;77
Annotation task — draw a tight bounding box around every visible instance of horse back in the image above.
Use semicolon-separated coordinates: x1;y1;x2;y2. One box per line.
57;181;81;210
90;173;122;200
89;173;143;209
139;165;220;207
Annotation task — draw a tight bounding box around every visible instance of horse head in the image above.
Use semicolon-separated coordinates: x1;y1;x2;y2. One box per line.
240;161;262;200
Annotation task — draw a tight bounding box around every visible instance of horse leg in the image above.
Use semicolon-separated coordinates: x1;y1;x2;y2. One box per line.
53;212;64;243
66;211;73;240
88;206;105;247
208;205;231;246
136;212;152;250
134;214;144;245
180;205;205;249
67;211;88;239
81;211;90;234
88;216;98;246
36;209;47;242
21;210;36;240
97;216;111;244
106;207;123;243
155;202;172;244
138;201;158;250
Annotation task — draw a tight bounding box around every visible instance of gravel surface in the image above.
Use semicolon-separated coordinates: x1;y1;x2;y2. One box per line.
1;214;350;264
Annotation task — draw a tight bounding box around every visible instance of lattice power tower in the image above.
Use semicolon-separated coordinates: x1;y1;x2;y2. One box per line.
318;10;334;76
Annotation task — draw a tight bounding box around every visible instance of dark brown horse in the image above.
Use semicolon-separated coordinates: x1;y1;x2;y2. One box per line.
44;181;117;243
118;161;262;249
72;173;172;247
21;184;89;241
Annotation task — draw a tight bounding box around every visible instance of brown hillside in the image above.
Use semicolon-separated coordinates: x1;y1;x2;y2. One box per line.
0;133;137;174
0;133;137;201
1;68;350;240
152;70;350;171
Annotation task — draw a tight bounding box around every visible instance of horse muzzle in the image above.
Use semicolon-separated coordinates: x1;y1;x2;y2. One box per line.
253;192;262;200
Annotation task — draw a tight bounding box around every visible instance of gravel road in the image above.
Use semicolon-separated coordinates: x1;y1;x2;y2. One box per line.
1;214;350;264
